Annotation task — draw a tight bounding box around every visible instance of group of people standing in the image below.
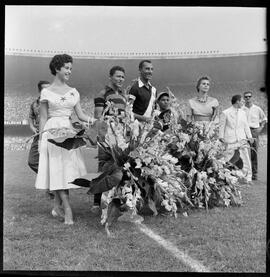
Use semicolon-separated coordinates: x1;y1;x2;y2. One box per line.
27;54;267;225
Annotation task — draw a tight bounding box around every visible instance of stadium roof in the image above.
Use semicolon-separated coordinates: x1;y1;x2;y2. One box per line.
4;48;266;59
5;6;267;57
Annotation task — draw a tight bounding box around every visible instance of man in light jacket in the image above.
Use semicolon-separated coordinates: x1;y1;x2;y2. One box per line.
219;95;254;183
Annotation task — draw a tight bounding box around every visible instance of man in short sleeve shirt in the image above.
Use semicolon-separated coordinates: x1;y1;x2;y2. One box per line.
129;60;156;123
91;66;126;212
242;91;267;180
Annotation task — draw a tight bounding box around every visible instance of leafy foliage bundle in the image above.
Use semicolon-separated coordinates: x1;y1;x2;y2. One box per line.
46;90;244;226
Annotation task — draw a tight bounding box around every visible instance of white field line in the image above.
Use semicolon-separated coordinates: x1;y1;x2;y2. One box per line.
136;222;210;272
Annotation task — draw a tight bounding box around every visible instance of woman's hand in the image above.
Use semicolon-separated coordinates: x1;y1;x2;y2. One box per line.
30;126;38;134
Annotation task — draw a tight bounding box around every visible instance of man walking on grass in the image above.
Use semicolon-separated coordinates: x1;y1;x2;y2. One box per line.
242;91;267;180
219;95;254;184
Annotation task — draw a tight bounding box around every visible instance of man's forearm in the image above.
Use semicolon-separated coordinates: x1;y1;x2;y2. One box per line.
133;113;149;122
260;120;266;129
28;118;36;132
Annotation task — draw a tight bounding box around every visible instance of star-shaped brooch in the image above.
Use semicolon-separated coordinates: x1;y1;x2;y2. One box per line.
60;97;66;102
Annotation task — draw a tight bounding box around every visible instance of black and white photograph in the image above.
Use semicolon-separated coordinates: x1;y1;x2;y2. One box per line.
4;5;268;272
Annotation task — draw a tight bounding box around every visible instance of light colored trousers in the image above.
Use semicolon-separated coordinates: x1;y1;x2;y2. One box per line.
225;141;252;182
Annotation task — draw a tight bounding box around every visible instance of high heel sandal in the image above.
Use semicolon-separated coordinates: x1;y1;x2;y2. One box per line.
51;208;64;218
64;220;74;225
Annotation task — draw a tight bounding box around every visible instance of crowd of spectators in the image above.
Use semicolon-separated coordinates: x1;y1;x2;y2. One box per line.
4;95;95;124
4;80;267;151
5;80;267;123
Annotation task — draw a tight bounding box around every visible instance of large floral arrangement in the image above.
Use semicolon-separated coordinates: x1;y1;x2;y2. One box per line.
44;88;245;234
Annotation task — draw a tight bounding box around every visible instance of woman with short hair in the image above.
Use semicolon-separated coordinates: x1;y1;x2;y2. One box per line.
35;54;94;225
186;76;219;122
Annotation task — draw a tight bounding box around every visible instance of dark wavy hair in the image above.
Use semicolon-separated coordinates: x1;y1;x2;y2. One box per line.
109;66;125;76
49;54;73;75
196;76;211;92
231;94;242;105
139;60;152;70
37;80;50;92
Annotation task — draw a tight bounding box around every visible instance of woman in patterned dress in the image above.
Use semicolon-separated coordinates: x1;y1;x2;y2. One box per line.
35;54;94;225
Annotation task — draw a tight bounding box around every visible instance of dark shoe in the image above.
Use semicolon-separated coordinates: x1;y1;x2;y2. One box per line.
91;204;100;214
46;190;55;200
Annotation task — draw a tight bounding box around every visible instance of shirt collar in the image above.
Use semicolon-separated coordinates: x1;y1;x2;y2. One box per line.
232;105;241;111
138;78;152;88
244;103;253;109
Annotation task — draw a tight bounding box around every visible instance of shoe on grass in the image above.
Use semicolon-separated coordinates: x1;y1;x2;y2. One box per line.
91;204;100;214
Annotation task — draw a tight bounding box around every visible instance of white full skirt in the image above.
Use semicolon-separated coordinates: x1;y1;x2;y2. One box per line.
35;117;87;191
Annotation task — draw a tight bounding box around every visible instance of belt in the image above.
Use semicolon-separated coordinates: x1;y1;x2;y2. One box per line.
193;115;211;121
48;116;70;119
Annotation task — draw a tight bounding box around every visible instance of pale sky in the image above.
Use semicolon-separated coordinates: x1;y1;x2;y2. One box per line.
5;6;267;55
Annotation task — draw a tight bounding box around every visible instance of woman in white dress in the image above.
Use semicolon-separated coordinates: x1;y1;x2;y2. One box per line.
35;54;93;225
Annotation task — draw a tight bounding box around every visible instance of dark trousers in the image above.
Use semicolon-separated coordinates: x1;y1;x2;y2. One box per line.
93;146;109;206
250;128;259;178
28;135;39;173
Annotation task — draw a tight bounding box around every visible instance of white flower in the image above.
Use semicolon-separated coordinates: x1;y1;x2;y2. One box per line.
123;162;131;170
130;120;140;139
224;198;230;207
125;198;133;208
162;153;178;164
162;165;171;175
135;158;143;169
208;177;216;184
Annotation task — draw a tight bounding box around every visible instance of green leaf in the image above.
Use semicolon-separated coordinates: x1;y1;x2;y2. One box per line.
69;172;102;187
85;120;108;145
48;137;86;150
87;166;123;194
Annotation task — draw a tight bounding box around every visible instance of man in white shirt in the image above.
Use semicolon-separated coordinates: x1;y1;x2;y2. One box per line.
219;95;254;183
242;91;267;180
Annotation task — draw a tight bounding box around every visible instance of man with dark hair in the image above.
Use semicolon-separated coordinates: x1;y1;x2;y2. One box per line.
219;95;254;183
91;65;126;213
28;80;50;172
129;60;156;123
242;91;267;180
94;65;126;119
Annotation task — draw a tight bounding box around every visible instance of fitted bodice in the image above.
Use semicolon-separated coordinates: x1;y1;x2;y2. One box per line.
40;88;80;118
187;96;219;117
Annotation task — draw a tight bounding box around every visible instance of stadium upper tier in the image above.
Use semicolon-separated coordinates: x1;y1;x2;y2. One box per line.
5;81;267;123
5;52;267;122
5;53;266;95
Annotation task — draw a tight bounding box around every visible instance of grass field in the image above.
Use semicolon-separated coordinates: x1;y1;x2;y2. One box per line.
3;143;267;272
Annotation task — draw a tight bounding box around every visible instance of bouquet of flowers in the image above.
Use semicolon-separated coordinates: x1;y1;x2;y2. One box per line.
45;88;245;234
